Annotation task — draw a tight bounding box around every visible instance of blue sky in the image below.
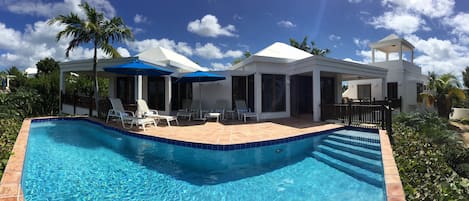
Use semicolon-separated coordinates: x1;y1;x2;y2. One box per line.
1;0;469;77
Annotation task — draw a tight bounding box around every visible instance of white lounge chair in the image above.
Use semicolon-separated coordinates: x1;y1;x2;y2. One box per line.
137;99;179;127
214;100;228;120
235;99;259;122
106;98;135;128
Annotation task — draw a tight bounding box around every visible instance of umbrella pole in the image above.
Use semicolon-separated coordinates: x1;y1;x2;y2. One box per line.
199;82;203;119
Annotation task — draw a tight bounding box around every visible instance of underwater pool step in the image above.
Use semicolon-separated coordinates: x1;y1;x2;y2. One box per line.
326;135;381;151
312;151;384;187
330;130;380;143
322;140;382;160
317;145;382;173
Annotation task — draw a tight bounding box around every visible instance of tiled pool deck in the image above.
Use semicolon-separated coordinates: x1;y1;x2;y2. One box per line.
0;117;405;201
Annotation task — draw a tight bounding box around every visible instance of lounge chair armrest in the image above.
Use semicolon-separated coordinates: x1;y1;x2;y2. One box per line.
124;110;135;116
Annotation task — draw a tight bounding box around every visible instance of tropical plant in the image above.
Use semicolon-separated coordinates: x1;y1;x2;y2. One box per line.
421;72;465;118
232;51;251;64
289;36;330;56
36;57;60;76
462;66;469;89
49;2;133;116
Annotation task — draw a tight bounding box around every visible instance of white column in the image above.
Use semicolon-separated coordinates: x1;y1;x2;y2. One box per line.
382;77;387;100
254;72;262;115
399;43;403;61
59;70;64;114
312;68;321;121
136;75;143;101
164;75;172;114
411;50;414;63
372;49;375;63
385;53;389;61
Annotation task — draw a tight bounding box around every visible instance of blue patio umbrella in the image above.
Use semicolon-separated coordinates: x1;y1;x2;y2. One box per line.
104;59;173;76
177;71;226;119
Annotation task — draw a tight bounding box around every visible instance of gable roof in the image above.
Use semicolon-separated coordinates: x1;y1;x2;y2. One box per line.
136;46;207;72
254;42;313;61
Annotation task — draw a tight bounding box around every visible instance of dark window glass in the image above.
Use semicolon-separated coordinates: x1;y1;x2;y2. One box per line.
232;76;247;109
262;74;286;112
417;82;423;102
387;82;398;99
148;76;165;110
116;77;134;104
171;77;192;110
357;84;371;100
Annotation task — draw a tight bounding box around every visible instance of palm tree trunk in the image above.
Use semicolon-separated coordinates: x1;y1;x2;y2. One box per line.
93;43;99;117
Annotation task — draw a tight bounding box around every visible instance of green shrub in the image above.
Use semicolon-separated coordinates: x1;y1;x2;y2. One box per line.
0;118;21;178
393;112;469;200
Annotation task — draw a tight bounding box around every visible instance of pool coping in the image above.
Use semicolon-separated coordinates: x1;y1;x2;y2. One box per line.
0;117;405;201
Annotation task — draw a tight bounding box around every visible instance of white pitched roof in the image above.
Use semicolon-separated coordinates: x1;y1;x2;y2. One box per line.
254;42;313;61
136;46;207;72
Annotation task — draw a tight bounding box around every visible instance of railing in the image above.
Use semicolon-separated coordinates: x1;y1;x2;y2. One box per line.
61;92;110;119
322;101;394;141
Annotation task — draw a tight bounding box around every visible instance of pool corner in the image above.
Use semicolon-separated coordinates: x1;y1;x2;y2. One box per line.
379;130;405;201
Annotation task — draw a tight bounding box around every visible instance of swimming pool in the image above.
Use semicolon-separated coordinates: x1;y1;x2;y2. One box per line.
22;119;386;200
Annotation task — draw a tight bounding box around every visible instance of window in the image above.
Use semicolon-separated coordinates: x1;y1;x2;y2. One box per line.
417;82;423;103
232;75;255;110
116;77;134;104
262;74;286;112
357;84;371;100
387;82;398;99
148;76;165;110
171;77;192;110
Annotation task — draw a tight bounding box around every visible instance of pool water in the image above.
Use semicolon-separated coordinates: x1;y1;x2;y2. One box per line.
22;119;385;201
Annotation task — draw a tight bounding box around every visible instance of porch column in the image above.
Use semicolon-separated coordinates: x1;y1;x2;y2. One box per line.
164;75;172;114
254;72;262;115
312;68;321;121
59;70;64;114
399;43;403;61
335;74;343;103
136;75;143;100
411;50;414;63
372;49;375;63
382;77;387;100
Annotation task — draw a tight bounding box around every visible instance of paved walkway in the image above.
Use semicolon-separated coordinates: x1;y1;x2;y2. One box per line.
105;118;343;144
449;121;469;147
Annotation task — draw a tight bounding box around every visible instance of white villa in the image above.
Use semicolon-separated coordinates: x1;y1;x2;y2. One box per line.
59;34;426;121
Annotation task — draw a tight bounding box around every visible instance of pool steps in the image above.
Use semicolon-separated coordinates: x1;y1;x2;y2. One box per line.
312;131;384;187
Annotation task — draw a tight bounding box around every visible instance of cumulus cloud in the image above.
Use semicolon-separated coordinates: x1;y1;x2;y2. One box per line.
0;0;116;18
210;62;232;71
348;0;363;3
194;43;242;59
328;34;341;41
382;0;454;18
187;14;236;37
0;20;121;70
127;38;194;56
277;20;296;28
353;38;370;49
133;14;148;24
369;11;425;34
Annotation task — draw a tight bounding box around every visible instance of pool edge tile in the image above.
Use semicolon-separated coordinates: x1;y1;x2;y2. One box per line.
379;130;406;201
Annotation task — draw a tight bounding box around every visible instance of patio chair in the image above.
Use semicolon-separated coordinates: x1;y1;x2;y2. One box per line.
176;99;193;120
106;98;136;128
214;100;228;120
235;99;259;122
137;99;179;127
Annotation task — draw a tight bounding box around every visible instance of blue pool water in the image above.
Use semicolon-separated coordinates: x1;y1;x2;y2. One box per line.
22;119;385;200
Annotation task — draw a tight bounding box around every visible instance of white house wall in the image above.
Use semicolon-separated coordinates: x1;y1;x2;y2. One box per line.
343;79;384;100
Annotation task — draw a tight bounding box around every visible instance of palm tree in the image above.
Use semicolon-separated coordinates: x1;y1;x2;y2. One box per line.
421;72;465;118
49;2;133;116
289;36;330;56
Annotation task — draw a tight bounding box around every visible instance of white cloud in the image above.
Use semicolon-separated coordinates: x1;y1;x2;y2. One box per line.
343;58;364;64
194;43;242;59
369;11;425;34
127;38;194;56
133;14;148;24
233;14;243;21
353;38;370;49
0;0;116;18
443;12;469;44
382;0;454;18
328;34;341;41
0;20;117;70
116;47;130;57
210;62;232;71
187;14;236;37
348;0;363;3
277;20;296;28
